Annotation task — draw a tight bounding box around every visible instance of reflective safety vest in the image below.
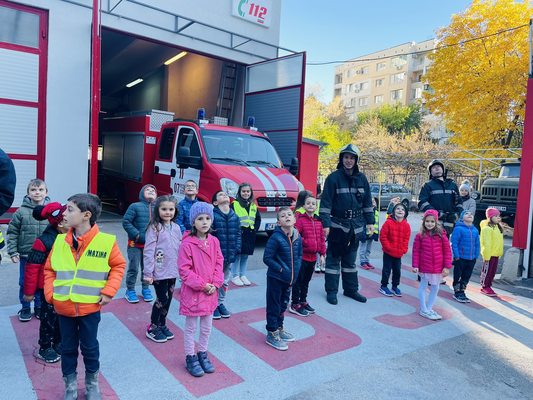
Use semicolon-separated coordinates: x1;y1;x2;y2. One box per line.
51;232;115;304
233;202;257;229
295;205;320;216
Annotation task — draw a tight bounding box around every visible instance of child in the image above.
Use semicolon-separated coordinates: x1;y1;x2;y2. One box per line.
211;191;241;319
177;180;199;233
294;190;323;273
291;193;326;316
230;183;261;286
23;202;68;363
122;184;157;303
44;193;125;399
143;196;182;343
459;180;476;215
359;197;379;270
451;210;480;303
263;207;302;351
7;178;50;321
479;207;504;297
379;203;411;296
412;210;452;320
178;202;224;377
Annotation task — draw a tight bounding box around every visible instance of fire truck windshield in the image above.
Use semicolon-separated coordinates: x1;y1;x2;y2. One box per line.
200;129;282;168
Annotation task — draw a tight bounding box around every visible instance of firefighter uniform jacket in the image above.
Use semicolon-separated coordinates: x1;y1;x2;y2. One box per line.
418;178;463;220
319;168;374;256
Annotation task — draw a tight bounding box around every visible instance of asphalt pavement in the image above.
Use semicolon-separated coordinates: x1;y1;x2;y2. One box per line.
0;211;531;399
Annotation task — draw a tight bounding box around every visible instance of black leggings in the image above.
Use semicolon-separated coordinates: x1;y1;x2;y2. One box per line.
151;278;176;326
291;260;315;304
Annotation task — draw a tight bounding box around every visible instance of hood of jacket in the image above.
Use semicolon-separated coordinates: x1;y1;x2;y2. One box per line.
21;195;50;209
138;184;156;203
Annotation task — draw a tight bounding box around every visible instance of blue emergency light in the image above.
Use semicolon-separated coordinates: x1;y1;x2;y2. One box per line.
197;108;206;120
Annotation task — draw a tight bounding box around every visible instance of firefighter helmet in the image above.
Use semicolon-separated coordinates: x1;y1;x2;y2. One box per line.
339;144;361;161
427;159;444;173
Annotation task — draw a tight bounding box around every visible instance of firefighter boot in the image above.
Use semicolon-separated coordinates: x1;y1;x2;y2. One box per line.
324;271;340;305
342;271;367;303
85;370;101;400
63;373;78;400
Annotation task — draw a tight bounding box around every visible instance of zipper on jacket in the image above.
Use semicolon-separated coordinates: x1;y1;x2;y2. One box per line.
288;233;294;285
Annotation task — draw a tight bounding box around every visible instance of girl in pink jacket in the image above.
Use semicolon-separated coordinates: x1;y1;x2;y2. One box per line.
412;210;452;321
178;202;224;377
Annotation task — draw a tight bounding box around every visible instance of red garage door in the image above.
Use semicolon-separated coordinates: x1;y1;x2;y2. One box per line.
0;0;48;217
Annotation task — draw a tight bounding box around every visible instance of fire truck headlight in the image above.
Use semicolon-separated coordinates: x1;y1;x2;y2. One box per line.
220;178;239;198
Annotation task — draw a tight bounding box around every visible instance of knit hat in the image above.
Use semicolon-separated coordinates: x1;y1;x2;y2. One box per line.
486;207;500;220
392;202;409;219
189;201;214;224
459;182;471;192
423;209;439;221
459;210;473;221
32;202;66;226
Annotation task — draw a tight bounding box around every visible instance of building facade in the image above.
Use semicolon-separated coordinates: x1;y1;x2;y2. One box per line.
333;40;435;118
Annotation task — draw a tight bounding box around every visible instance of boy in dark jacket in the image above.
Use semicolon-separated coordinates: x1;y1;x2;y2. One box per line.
23;202;68;363
7;178;50;321
177;180;199;233
451;210;480;303
379;203;411;297
122;184;157;303
211;191;241;319
263;207;302;351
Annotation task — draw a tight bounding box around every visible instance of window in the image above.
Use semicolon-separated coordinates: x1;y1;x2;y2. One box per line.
335;74;342;84
412;87;422;99
350;98;356;107
391;89;403;101
360;81;369;90
176;127;201;159
334;88;341;97
360;66;369;74
358;97;368;107
375;78;384;87
158;128;175;160
376;62;386;71
374;95;383;104
0;6;40;48
390;72;405;84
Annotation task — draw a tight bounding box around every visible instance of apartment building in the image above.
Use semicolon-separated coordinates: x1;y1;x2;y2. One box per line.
334;39;435;119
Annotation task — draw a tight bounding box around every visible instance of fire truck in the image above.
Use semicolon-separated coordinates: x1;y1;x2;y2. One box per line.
99;109;302;233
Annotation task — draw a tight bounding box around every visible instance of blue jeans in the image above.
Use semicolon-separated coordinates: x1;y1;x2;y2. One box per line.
230;254;249;277
125;247;148;290
59;312;101;376
358;239;373;265
266;276;291;332
19;258;42;309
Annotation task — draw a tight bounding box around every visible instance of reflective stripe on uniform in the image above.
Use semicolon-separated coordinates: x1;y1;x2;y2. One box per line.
56;271;75;280
54;285;71;295
76;270;109;280
71;285;102;297
363;207;374;213
336;188;357;194
324;268;341;274
320;207;331;213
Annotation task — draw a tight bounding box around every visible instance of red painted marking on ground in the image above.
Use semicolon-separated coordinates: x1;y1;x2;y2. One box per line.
214;307;361;371
358;276;453;329
10;316;118;400
363;265;485;309
105;300;243;397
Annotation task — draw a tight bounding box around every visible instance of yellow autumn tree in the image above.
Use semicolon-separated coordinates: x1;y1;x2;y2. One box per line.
425;0;531;148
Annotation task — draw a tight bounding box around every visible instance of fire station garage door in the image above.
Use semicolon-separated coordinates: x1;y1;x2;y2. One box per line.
244;53;305;168
0;1;48;213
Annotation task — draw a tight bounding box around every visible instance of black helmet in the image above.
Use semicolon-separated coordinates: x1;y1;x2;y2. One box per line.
337;144;361;171
428;159;445;179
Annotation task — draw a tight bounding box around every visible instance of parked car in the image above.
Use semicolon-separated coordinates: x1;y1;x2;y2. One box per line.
370;183;412;210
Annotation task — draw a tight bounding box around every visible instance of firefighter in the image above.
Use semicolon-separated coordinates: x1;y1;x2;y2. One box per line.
418;159;463;236
319;144;375;305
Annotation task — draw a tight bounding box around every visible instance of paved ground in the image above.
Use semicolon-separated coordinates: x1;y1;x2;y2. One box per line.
0;212;532;399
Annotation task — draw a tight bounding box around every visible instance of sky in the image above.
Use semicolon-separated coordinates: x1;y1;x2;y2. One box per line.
279;0;473;104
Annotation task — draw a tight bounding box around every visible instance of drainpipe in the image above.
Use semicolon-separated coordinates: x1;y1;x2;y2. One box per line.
89;0;101;194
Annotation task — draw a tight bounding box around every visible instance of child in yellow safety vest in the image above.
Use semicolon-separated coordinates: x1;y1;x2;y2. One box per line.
359;197;379;270
230;183;261;286
44;193;125;400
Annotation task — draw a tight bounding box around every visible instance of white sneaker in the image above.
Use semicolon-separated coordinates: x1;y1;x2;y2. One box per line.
314;264;321;272
429;310;442;320
240;275;251;285
231;276;244;286
419;310;436;320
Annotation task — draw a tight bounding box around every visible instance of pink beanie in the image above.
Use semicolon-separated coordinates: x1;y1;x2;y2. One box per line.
423;209;439;221
486;207;500;220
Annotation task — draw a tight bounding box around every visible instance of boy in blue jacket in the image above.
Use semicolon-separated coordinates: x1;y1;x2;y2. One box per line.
451;210;480;303
122;184;157;303
263;206;302;351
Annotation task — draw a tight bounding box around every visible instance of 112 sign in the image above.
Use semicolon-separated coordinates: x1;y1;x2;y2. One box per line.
233;0;272;27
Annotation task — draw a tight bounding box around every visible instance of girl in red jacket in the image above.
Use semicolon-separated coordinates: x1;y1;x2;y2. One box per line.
379;203;411;297
412;210;452;321
291;192;326;316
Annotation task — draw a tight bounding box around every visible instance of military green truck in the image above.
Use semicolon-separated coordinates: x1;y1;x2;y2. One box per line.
474;160;520;228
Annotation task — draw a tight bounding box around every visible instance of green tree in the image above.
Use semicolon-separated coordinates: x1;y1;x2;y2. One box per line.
357;103;423;135
425;0;531;148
